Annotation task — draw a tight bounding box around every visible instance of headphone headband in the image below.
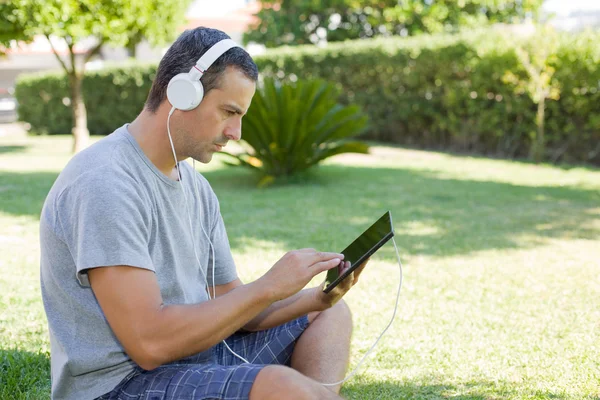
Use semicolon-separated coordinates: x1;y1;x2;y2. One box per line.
167;38;241;111
193;39;239;75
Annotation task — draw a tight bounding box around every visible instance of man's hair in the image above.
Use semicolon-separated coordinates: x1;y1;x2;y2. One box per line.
145;27;258;113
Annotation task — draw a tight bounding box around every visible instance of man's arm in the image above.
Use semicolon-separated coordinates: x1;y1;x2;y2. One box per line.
88;249;343;370
213;260;369;332
214;279;323;331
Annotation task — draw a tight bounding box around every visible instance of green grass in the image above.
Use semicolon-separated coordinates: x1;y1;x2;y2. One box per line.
1;132;599;399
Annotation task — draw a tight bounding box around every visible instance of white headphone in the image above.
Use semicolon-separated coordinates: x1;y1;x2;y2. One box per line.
166;39;240;111
164;37;251;364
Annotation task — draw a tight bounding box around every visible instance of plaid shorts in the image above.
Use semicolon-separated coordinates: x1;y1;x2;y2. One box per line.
97;315;310;400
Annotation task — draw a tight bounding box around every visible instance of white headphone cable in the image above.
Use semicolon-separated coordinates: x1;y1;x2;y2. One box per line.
167;107;250;364
320;236;403;387
192;158;250;364
166;107;210;287
168;108;402;371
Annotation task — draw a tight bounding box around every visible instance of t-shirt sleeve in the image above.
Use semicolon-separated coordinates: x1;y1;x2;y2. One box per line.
203;184;238;286
56;170;154;287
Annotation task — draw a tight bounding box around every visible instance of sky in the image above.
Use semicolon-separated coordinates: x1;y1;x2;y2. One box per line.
187;0;249;18
542;0;600;16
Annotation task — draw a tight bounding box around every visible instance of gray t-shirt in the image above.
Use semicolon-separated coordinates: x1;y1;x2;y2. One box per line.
40;124;238;400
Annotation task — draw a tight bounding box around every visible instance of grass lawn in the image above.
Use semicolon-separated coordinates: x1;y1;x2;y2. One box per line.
1;130;599;399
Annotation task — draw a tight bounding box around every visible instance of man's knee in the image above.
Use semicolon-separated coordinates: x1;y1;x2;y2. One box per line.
309;298;353;324
322;299;353;330
250;365;340;400
333;299;352;322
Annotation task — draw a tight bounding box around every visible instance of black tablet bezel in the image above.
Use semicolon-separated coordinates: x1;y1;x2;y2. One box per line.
322;211;394;294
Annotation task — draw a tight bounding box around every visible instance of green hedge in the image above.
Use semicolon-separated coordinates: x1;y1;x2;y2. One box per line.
15;63;156;136
254;30;600;165
15;29;600;164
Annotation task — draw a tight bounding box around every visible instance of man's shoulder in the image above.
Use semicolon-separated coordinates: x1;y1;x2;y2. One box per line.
53;129;144;203
193;169;212;190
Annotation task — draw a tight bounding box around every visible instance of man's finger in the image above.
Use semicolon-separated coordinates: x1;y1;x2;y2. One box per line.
311;258;342;275
353;259;369;284
331;270;354;295
343;271;354;288
339;261;350;273
308;251;345;266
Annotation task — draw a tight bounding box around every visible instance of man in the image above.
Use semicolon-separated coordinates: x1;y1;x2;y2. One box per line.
40;27;365;400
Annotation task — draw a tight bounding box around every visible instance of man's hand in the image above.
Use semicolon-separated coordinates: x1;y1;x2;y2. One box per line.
258;249;345;302
314;258;370;310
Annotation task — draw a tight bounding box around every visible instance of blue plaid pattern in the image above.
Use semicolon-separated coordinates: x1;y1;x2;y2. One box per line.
96;315;310;400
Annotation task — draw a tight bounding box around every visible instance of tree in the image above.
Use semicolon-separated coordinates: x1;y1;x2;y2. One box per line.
0;1;27;56
244;0;544;48
121;1;187;59
503;25;561;163
0;0;190;152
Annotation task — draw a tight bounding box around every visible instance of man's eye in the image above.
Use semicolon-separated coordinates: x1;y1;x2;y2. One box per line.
226;110;236;116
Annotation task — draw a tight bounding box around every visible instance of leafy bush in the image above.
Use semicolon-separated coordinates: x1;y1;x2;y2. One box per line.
15;28;600;165
15;63;156;135
221;78;369;186
253;29;600;165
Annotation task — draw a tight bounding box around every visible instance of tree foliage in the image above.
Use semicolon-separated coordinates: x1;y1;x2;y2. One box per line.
503;25;561;163
0;1;27;55
0;0;189;53
14;29;600;165
0;0;190;151
244;0;544;47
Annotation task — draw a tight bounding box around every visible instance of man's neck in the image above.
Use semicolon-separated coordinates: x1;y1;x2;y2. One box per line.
128;107;180;180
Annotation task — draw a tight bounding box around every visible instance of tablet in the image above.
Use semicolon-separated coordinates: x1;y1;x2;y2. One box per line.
322;211;394;294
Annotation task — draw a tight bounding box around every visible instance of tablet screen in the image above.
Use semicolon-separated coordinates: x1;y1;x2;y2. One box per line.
323;211;394;293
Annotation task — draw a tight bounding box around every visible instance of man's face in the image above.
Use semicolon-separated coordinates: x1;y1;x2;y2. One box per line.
176;66;256;163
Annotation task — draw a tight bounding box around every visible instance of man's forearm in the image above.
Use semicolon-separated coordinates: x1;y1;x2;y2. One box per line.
143;280;275;369
242;287;323;331
90;250;345;371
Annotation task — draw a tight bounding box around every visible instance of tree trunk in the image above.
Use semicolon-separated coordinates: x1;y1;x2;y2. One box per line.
126;40;137;58
46;35;97;153
532;96;545;163
69;72;89;153
126;33;142;58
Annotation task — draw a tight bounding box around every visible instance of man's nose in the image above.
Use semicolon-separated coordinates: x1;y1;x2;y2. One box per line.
224;119;242;141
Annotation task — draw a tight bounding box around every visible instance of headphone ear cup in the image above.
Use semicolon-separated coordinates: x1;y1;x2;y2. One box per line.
167;73;204;111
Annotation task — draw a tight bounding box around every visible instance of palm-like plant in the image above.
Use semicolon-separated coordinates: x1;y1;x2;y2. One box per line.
221;78;369;186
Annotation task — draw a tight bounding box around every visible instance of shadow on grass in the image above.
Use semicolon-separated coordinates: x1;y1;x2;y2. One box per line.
0;348;50;399
1;163;598;258
341;379;569;399
365;141;600;173
0;145;28;154
203;164;600;258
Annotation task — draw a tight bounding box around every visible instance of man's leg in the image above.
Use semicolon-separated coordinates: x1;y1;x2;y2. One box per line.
250;365;343;400
289;299;353;394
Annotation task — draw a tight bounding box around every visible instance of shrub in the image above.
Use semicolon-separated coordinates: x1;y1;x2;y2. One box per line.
253;29;600;165
221;78;369;186
14;63;156;136
15;28;600;165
